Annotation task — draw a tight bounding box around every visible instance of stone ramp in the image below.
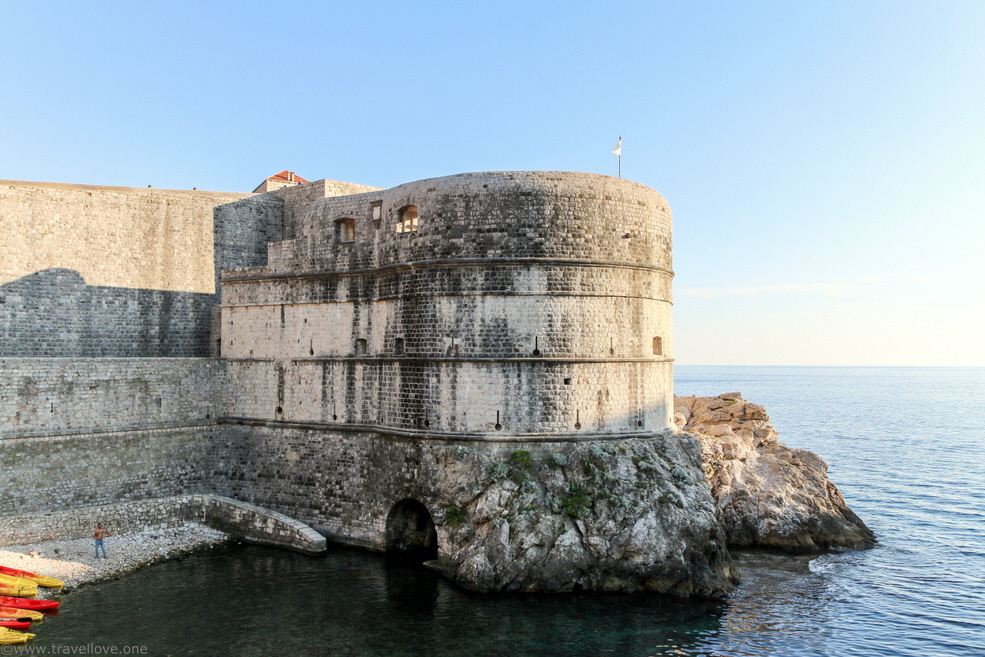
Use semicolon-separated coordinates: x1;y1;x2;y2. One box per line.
193;494;326;555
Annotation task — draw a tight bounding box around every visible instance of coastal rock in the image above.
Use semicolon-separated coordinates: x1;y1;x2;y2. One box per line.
675;393;875;551
424;434;739;597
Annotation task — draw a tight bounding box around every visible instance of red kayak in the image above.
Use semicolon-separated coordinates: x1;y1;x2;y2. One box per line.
0;596;59;611
0;565;64;589
0;620;32;630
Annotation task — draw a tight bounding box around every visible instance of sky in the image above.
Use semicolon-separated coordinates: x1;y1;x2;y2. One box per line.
3;1;983;366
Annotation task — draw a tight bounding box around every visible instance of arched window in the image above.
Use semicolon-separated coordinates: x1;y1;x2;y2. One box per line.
396;206;419;233
336;218;356;242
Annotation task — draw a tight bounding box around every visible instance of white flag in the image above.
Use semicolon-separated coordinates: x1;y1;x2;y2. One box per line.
612;137;622;156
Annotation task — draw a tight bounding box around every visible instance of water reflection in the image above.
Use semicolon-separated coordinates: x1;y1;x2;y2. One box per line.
33;545;732;657
25;544;897;657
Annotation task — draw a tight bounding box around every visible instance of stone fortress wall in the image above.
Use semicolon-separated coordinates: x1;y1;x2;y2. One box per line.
0;180;249;293
0;177;376;547
211;171;676;550
0;358;222;516
1;171;677;561
0;181;250;357
221;172;674;438
0;180;241;538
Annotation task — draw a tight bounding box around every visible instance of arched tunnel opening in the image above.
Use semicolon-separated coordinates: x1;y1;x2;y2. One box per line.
385;498;438;563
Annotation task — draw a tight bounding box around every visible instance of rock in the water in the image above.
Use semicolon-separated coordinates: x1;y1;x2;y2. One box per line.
424;434;739;597
675;393;876;551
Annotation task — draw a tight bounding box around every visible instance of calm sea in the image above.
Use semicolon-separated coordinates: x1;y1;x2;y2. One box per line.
24;367;985;656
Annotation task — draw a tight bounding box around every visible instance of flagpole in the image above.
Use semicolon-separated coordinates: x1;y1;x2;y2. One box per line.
613;136;622;178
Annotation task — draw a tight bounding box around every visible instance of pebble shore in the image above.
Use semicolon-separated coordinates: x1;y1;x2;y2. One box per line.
0;524;232;596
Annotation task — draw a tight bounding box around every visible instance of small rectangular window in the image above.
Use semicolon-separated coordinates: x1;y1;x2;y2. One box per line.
397;206;419;233
652;336;663;356
337;218;355;242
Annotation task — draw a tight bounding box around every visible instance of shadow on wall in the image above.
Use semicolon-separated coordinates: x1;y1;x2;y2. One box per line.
0;268;217;357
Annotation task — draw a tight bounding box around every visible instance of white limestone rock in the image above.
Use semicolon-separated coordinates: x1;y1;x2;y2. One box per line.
425;434;738;597
675;393;875;551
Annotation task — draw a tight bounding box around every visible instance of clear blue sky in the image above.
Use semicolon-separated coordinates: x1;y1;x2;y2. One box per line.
4;1;983;366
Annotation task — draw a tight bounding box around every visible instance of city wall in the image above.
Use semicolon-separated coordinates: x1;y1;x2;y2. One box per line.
207;423;587;552
204;171;677;559
0;358;222;516
0;180;249;357
0;269;216;357
0;494;327;555
0;172;677;562
0;180;249;293
0;177;380;550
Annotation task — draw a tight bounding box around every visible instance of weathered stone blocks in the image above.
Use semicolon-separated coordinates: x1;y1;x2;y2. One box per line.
220;172;675;438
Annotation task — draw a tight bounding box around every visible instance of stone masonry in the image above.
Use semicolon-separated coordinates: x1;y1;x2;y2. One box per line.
0;494;327;555
0;358;222;516
1;171;687;575
213;171;677;556
0;181;247;358
221;172;674;438
0;177;374;551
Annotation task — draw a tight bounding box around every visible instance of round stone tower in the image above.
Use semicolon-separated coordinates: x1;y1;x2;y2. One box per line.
222;171;674;438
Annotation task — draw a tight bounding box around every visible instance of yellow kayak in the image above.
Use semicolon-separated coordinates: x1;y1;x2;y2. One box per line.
0;627;35;644
0;575;37;598
0;606;44;621
0;565;65;590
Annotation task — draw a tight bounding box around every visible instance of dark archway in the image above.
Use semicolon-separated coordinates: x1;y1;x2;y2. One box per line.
385;499;438;562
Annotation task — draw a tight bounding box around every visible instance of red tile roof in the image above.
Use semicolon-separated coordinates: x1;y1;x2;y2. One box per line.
267;170;309;184
253;170;310;192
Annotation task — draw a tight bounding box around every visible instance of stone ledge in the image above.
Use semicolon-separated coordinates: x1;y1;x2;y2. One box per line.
220;417;670;443
0;421;216;442
221;256;674;283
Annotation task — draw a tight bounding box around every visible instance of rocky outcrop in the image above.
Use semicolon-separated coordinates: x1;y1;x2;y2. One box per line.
424;433;738;597
674;393;875;551
406;393;873;596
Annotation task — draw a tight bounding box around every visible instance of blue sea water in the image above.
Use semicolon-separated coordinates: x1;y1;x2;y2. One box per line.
674;366;985;656
25;367;985;656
